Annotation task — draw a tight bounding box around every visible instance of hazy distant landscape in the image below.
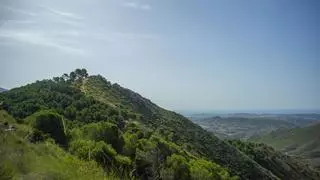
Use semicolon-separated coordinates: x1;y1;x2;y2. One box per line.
188;112;320;170
189;113;320;139
0;87;7;93
252;123;320;170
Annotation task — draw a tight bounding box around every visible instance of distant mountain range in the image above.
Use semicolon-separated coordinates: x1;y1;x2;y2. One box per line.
0;87;7;92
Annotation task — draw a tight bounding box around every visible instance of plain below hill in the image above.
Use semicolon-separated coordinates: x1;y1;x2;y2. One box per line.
252;123;320;170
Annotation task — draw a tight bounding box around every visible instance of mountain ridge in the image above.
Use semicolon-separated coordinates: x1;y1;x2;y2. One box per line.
82;75;277;179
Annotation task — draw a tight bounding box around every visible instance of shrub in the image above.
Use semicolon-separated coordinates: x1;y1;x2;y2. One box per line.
69;140;117;166
189;159;235;180
80;122;124;152
28;129;48;143
0;162;14;180
29;110;67;145
165;154;191;180
115;155;132;166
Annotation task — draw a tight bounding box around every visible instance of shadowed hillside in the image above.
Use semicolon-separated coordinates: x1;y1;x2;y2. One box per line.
229;140;320;180
252;123;320;170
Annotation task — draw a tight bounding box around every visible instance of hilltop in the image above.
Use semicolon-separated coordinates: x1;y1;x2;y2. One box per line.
252;123;320;170
0;69;319;180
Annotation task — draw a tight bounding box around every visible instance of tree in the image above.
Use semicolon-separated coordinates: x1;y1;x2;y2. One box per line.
62;73;69;81
75;68;88;79
53;77;60;82
80;68;88;78
69;72;76;82
67;69;88;82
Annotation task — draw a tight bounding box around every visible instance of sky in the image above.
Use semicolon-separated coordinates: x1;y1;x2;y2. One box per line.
0;0;319;112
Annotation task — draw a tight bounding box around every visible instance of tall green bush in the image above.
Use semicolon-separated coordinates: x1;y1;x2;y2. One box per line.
29;110;67;145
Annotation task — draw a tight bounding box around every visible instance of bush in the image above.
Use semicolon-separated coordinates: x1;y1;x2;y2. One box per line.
122;132;138;157
165;154;191;180
28;129;48;143
0;162;14;180
92;141;117;165
69;140;117;166
115;155;132;166
29;110;67;145
69;139;95;160
189;159;236;180
80;122;124;152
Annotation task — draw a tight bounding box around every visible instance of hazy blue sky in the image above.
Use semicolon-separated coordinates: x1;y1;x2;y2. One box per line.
1;0;319;111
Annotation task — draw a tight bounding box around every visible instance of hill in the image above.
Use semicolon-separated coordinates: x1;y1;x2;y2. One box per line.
252;123;320;170
190;116;298;139
0;68;319;179
229;140;319;180
0;87;7;93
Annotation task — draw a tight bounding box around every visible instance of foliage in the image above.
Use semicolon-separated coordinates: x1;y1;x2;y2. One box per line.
0;162;14;180
0;71;133;128
81;75;279;179
165;154;191;180
27;110;67;145
252;123;320;170
1;69;320;180
28;129;48;143
0;116;107;179
79;121;125;152
69;139;117;166
189;159;238;180
229;140;320;180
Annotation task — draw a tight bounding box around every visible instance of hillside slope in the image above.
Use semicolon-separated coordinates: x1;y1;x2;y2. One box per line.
82;75;278;179
0;69;319;179
0;110;107;180
229;140;320;180
252;123;320;169
0;71;240;180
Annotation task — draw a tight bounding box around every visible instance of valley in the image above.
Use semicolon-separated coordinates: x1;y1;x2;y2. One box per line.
189;113;319;140
252;123;320;170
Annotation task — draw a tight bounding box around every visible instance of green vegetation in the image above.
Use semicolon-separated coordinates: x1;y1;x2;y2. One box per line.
229;140;320;179
252;123;320;170
82;75;276;179
27;110;67;145
0;68;319;179
0;110;106;180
